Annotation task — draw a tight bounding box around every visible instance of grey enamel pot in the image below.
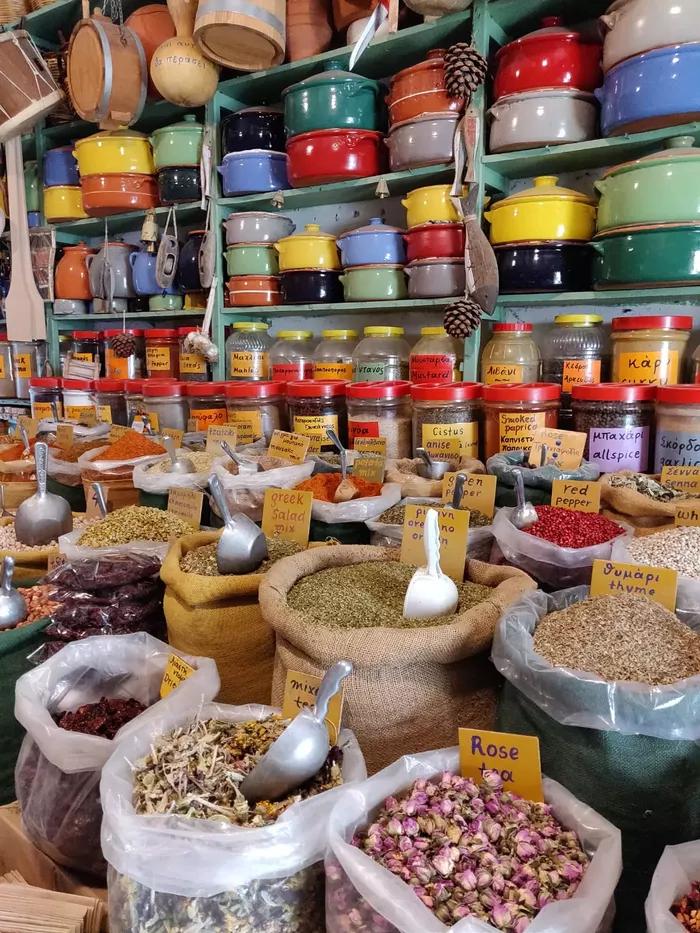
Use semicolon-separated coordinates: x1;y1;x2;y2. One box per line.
405;258;466;298
224;211;295;245
386;112;458;171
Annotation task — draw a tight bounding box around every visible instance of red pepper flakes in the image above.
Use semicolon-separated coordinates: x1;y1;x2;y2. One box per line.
522;505;623;549
673;881;700;932
55;696;146;739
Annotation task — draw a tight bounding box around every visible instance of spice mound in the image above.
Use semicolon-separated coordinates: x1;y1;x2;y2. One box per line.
521;505;623;548
347;771;588;930
673;880;700;932
626;525;700;579
56;696;146;739
295;473;382;502
133;716;343;827
0;585;59;631
180;536;303;575
92;430;165;461
148;451;214;473
288;561;492;629
77;506;192;547
377;503;491;527
608;472;689;502
52;438;106;463
533;594;700;685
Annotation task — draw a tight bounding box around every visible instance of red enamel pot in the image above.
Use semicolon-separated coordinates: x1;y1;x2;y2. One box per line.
403;222;465;262
286;128;385;188
494;16;603;100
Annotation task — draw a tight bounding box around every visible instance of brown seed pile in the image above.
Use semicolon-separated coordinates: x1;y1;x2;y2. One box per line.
78;506;192;547
180;536;303;575
533;594;700;685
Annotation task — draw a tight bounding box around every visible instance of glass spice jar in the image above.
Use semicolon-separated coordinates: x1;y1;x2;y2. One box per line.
225;381;287;444
270;330;315;381
143;380;189;432
225;322;272;380
177;327;210;383
347;380;412;459
93;378;128;426
352;326;410;382
312;329;357;381
480;323;541;385
611;314;692;386
29;377;63;421
125;379;145;424
409;326;461;384
12;339;47;398
572;383;655;473
411;382;483;461
62;378;95;422
185;382;228;431
70;331;103;374
654;384;700;471
541;314;608;429
0;334;14;397
103;330;145;379
482;383;560;459
145;329;179;378
286;380;348;452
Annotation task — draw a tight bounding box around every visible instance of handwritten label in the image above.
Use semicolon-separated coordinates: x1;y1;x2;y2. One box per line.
46;552;64;573
146;346;173;372
483;363;524;385
400;504;469;583
228;409;263;443
675;503;700;526
190;407;227;430
352;456;385;484
281;669;344;744
206;424;238;454
268;430;310;465
660;465;700;495
410;353;455;383
167;487;203;528
348;419;380;444
588;425;649;472
80;408;98;427
18;416;39;439
179;352;207;375
499;411;546;453
459;728;543;802
313;361;352;380
96;405;113;424
293;414;338;453
655;430;700;472
550;480;601;513
230;350;269;380
85;482;108;520
160;654;196;698
262;487;312;546
187;418;198;433
443;472;497;518
421;421;478;459
14;353;32;378
529;428;586;471
354;436;387;456
161;427;184;448
590;559;678;611
616;350;680;386
562;358;601;393
55;424;74;450
109;424;131;443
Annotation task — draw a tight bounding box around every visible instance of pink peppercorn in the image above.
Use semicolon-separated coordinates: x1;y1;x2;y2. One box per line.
523;505;623;548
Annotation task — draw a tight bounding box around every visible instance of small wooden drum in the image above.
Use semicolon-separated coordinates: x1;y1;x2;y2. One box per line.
0;31;64;141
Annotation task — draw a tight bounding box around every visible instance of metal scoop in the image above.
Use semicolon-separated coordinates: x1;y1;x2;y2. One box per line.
208;473;268;574
15;442;73;546
220;440;260;474
240;660;353;803
163;435;196;474
325;428;357;502
0;557;27;631
451;472;466;510
18;423;31;457
403;508;459;621
0;485;11;518
416;446;451;481
512;468;538;529
90;482;108;518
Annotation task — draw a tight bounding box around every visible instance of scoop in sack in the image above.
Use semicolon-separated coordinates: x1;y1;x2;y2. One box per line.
403;508;459;620
14;441;73;546
208;472;267;574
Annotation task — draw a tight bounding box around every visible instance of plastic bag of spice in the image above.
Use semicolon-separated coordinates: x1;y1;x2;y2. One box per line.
100;701;366;932
599;471;700;532
13;632;220;879
310;481;402;524
385;457;485;498
132;453;213;494
645;842;700;933
58;528;174;563
325;745;621;933
487;451;600;507
210;457;314;521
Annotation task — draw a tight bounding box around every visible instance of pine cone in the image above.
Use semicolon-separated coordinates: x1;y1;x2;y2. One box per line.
110;332;136;358
443;297;483;339
445;43;488;102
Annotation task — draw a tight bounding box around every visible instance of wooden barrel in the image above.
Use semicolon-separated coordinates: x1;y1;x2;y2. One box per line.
0;31;64;140
194;0;285;72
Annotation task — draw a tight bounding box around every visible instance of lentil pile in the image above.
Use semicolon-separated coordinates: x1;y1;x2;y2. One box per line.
148;451;214;473
608;472;688;502
55;696;146;739
673;881;700;932
77;506;192;547
288;561;493;628
521;505;623;548
377;503;491;527
533;594;700;684
334;770;588;931
180;536;303;575
626;526;700;578
295;473;382;502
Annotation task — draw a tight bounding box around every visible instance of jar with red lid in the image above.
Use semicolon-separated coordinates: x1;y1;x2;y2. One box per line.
143;380;188;432
654;384;700;471
177;326;210;383
347;381;412;459
125;379;145;423
483;383;560;459
225;381;287;444
480;323;541;385
62;378;95;422
93;378;128;426
185;383;228;431
104;329;145;379
611;314;692;386
70;331;103;374
411;382;482;461
145;328;179;378
0;333;15;397
29;377;63;421
286;380;347;452
572;383;655;473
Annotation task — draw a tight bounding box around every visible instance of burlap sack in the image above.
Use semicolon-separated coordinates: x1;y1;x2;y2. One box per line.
161;531;275;705
600;471;700;533
385;457;485;498
260;546;535;773
0;517;53;571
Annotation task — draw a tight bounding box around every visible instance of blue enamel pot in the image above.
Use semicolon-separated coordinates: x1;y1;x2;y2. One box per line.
129;250;179;296
218;150;289;196
43;146;80;187
598;42;700;137
336;216;406;268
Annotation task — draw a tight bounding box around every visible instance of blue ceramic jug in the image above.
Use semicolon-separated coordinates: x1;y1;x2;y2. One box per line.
129;249;179;296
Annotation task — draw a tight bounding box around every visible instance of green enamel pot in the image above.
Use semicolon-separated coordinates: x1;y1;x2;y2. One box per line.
283;61;381;137
592;224;700;287
226;244;279;277
150;114;203;170
339;265;407;301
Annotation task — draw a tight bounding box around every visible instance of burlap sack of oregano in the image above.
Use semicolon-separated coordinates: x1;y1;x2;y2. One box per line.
600;471;700;533
260;545;535;773
161;531;275;705
385;457;485;498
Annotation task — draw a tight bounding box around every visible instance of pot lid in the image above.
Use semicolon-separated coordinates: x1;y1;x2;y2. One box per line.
492;176;595;207
76;130;148;145
602;136;700;178
280;223;336;242
339;217;404;238
392;48;447;81
497;16;586;57
227;105;282;115
282;60;378;95
152;114;203;135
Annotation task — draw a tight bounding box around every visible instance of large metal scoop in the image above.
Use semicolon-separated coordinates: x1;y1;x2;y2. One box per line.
162;435;196;474
240;660;353;803
15;442;73;546
0;557;27;631
416;446;451;481
220;440;260;474
326;428;358;502
90;482;108;518
208;473;268;574
403;508;459;621
512;468;538;529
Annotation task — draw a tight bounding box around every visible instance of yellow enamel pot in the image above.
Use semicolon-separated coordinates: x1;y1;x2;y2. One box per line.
275;223;340;272
484;176;597;245
401;183;460;228
43;185;87;222
73;130;155;177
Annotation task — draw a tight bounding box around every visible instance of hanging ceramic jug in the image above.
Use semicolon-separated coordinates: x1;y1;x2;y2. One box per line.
87;241;137;298
150;0;219;107
54;243;95;300
129;247;179;296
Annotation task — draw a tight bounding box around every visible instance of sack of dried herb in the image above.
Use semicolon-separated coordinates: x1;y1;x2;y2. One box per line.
487;451;600;496
385;457;485;498
132;453;214;496
161;531;276;706
646;842;700;933
600;470;700;533
14;632;220;879
260;546;536;774
492;587;700;930
210;458;314;522
325;745;622;933
100;702;366;933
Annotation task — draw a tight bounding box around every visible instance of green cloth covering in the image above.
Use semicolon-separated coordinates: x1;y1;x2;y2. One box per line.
47;476;86;512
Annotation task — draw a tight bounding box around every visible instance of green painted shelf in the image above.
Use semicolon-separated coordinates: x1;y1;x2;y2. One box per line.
50;310;205;327
498;286;700;307
17;0;145;47
0;398;31;407
42;99;196;148
221;298;453;317
488;0;610;36
53;201;204;241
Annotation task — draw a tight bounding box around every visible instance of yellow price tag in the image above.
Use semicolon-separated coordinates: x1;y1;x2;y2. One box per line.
160;654;196;698
675;502;700;526
268;430;311;465
400;504;469;583
529;428;586;471
167;487;203;528
206;424;238;454
590;559;678;612
661;465;700;495
282;669;344;744
354;436;387;456
262;487;312;546
459;728;543;802
442;472;497;518
550;480;601;513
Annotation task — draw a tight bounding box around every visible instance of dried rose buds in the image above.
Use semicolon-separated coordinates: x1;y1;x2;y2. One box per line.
673;880;700;932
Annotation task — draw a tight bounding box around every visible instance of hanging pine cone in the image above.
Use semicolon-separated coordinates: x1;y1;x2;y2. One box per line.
445;43;488;102
110;332;136;358
443;296;483;339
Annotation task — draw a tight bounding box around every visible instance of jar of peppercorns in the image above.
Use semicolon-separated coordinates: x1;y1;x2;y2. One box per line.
286;380;347;452
411;382;482;460
482;383;560;459
185;382;228;431
572;383;655;473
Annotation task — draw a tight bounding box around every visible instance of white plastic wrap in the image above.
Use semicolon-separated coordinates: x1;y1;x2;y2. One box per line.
58;528;172;563
77;445;165;473
47;445;83;486
491;586;700;741
132;455;210;494
645;842;700;933
491;507;631;588
325;746;621;933
211;458;314;521
312;482;401;524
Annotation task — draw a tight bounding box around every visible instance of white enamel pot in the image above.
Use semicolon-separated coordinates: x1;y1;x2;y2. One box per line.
601;0;700;73
488;88;598;153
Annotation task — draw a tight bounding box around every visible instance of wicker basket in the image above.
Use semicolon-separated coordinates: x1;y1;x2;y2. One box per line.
0;0;28;24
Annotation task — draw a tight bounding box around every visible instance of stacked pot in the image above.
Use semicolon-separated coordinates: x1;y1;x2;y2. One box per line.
42;146;85;224
218;107;288;197
402;183;466;298
276;222;342;304
223;211;294;307
489;16;602;153
73;130;158;217
336;217;407;302
53;242;95;316
282;61;384;187
386;48;462;171
151;115;203;205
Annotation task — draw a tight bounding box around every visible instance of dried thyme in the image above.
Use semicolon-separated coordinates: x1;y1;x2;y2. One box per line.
180;537;303;576
377;504;491;527
609;472;689;501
